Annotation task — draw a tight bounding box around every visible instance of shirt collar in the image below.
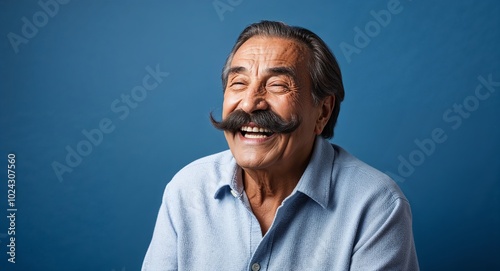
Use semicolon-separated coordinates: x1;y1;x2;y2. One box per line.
213;136;336;208
293;136;335;209
213;156;242;199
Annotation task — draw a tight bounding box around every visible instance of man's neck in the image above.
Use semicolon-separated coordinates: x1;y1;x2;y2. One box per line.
242;145;314;235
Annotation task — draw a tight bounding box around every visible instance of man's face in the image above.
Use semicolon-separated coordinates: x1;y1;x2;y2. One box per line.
222;36;325;172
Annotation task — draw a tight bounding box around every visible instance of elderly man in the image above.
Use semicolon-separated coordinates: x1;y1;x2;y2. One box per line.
142;21;419;270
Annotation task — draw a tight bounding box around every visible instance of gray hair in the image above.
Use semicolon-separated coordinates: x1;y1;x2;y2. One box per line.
221;20;345;139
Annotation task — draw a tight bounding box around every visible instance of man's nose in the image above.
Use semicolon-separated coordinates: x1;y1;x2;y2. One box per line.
239;84;269;113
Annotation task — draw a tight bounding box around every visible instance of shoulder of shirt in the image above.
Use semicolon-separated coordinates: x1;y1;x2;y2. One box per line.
331;144;409;205
162;149;234;195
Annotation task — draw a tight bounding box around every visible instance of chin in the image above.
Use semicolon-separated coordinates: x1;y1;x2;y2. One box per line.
231;149;275;170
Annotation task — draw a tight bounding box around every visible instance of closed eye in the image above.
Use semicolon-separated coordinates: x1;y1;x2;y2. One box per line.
229;81;247;91
266;81;290;93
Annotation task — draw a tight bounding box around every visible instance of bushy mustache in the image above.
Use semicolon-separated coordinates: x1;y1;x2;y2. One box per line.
210;109;301;134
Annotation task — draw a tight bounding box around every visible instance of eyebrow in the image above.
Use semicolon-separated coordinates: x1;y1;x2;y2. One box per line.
227;66;297;78
266;66;296;78
227;66;247;76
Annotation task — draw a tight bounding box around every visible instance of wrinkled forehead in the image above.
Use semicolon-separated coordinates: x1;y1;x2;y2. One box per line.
230;36;311;73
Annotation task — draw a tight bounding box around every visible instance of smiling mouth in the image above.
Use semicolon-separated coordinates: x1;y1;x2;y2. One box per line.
239;125;275;139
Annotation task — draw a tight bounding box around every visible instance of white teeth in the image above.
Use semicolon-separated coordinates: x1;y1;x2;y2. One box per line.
240;126;272;133
244;133;267;138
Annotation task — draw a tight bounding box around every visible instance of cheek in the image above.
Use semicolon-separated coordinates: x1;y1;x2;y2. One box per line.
222;95;235;116
269;97;299;119
222;92;244;116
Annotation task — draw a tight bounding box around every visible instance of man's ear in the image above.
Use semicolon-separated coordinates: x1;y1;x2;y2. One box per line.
315;96;335;135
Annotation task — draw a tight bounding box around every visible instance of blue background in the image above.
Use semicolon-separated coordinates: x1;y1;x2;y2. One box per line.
1;0;499;270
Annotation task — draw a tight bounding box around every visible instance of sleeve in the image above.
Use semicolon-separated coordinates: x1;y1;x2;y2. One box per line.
141;187;178;271
350;198;419;271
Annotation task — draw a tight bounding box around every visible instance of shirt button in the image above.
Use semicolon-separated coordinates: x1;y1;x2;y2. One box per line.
251;262;260;271
230;189;240;198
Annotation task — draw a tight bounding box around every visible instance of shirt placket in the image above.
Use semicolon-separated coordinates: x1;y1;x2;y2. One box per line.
246;193;299;271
